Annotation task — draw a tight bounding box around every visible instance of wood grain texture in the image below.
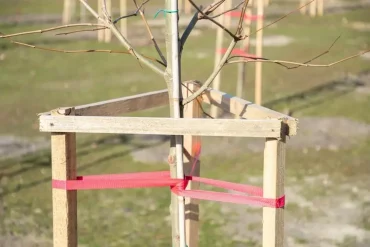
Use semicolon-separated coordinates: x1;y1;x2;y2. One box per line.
263;137;285;247
51;108;77;247
183;82;201;247
201;88;298;136
74;89;168;116
39;116;282;137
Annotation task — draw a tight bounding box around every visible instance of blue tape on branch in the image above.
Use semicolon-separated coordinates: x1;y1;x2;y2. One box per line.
154;9;178;18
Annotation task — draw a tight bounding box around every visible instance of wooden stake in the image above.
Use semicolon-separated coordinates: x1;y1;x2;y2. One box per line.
255;0;264;105
309;0;317;17
300;0;306;14
184;0;191;15
97;0;105;42
104;0;112;43
182;82;202;247
317;0;324;16
224;0;233;30
51;107;77;247
210;3;226;118
263;137;285;247
63;0;76;24
120;0;128;37
80;0;87;22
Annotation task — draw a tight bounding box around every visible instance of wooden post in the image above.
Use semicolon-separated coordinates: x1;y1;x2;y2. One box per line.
263;137;285;247
224;0;233;31
255;0;264;105
104;0;112;43
264;0;270;7
63;0;76;24
51;107;77;247
80;0;87;22
184;0;191;15
210;3;226;118
182;82;201;247
97;0;105;42
317;0;324;16
120;0;128;37
300;0;306;14
309;0;317;17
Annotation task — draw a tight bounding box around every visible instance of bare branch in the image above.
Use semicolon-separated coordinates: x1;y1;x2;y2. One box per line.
226;49;370;69
0;24;107;39
113;0;150;24
79;0;165;77
134;0;167;66
180;9;200;53
7;40;166;66
251;0;316;37
211;0;245;19
56;27;107;36
188;0;241;40
182;39;238;105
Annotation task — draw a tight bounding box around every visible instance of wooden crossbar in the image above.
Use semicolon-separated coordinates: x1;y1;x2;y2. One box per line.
200;88;298;136
39;115;282;138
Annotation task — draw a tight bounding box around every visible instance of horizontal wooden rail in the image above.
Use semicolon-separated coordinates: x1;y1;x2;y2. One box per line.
74;89;168;116
200;88;298;136
39;115;282;138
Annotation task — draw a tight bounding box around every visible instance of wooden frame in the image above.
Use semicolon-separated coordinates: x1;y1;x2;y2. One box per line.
39;84;297;247
300;0;324;17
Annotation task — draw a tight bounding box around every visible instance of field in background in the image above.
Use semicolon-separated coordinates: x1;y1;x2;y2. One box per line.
1;1;370;246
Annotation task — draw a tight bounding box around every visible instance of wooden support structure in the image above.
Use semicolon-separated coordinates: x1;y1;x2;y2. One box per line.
51;107;77;247
104;0;112;43
263;137;285;247
63;0;76;24
184;0;192;15
120;0;128;37
300;0;324;16
183;82;201;247
39;84;298;247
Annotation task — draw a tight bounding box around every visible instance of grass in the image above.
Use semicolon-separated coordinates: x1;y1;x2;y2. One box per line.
1;3;370;247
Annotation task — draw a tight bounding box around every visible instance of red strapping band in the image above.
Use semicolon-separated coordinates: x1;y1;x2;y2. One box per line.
225;11;264;21
52;171;285;208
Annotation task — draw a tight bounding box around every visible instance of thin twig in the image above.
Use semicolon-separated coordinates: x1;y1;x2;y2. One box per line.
0;24;107;39
188;0;241;40
180;9;200;53
56;27;107;36
134;0;167;65
250;0;316;37
113;0;150;24
183;40;238;105
211;0;245;19
226;49;370;68
8;40;166;66
79;0;165;76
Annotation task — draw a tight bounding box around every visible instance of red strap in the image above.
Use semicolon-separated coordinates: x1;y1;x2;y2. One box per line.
52;171;284;208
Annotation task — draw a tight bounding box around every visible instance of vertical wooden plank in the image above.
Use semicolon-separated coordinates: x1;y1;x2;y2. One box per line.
97;0;105;42
80;0;87;22
224;0;233;30
309;0;317;17
63;0;75;24
51;107;77;247
104;0;112;43
263;137;285;247
210;3;226;118
255;0;264;105
317;0;324;16
120;0;128;37
184;0;191;15
182;82;202;247
300;0;307;14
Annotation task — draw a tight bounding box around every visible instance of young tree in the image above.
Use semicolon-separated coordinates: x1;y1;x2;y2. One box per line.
1;1;369;246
